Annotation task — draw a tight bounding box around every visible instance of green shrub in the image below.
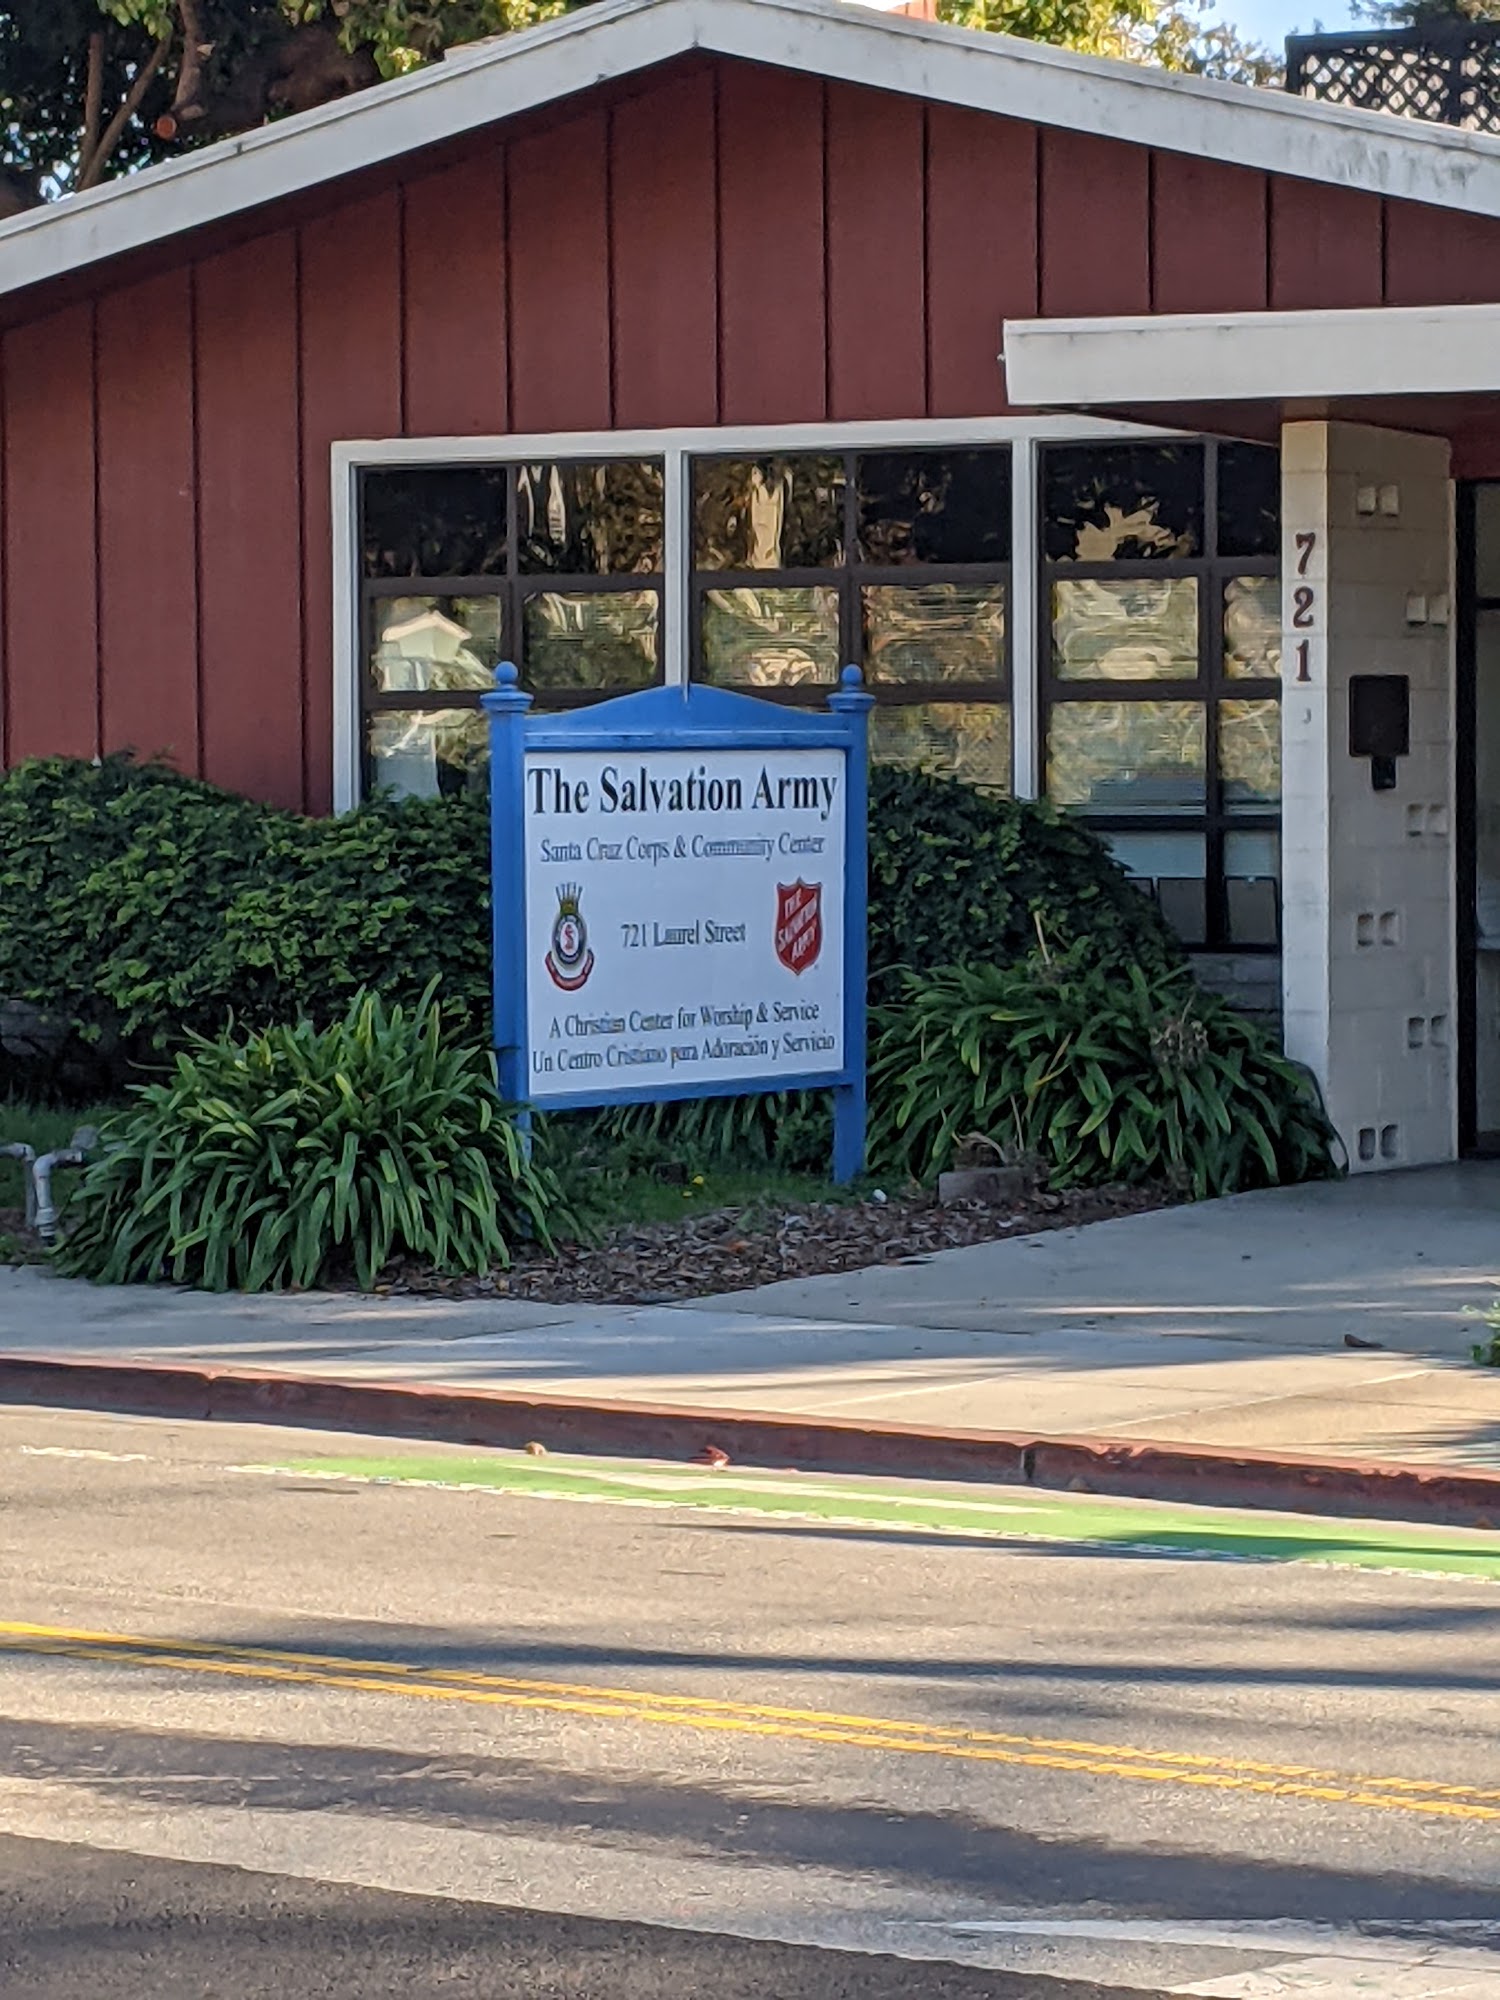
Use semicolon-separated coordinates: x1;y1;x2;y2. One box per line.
869;957;1338;1199
0;756;490;1091
867;766;1181;990
56;985;563;1291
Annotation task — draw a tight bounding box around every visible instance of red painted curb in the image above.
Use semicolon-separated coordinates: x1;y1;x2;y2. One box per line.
0;1351;1497;1529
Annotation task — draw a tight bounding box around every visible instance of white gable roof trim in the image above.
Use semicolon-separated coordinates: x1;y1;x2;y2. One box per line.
7;0;1500;308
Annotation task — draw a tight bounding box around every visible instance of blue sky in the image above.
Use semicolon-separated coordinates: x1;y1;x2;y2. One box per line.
1203;0;1360;53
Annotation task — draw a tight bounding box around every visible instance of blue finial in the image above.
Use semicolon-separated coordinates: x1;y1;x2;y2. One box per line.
840;664;864;691
495;660;520;688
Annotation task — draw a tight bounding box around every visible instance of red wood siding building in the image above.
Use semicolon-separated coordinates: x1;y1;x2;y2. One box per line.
7;3;1500;813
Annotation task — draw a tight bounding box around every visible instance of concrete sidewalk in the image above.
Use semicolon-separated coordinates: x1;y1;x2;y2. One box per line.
3;1164;1500;1474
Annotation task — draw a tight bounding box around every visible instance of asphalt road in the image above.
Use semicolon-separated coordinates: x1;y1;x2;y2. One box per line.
0;1406;1497;1996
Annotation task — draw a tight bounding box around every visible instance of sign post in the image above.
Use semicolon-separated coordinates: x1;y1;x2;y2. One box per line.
482;666;873;1182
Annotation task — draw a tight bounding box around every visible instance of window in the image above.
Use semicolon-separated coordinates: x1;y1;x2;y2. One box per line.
358;460;664;799
689;447;1013;793
1041;440;1280;949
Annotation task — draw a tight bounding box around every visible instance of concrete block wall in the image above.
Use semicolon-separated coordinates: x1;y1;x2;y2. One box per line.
1280;421;1456;1170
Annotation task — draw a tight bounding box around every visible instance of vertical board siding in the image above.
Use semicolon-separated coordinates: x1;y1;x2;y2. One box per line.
402;148;509;436
299;190;402;815
926;106;1036;418
1269;178;1383;310
1;304;98;764
609;68;718;430
1153;157;1268;316
825;84;926;421
508;109;612;433
717;63;828;425
1382;199;1500;306
195;233;305;809
96;269;199;771
1039;129;1150;320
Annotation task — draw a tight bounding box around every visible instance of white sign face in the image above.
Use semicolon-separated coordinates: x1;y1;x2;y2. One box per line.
522;745;847;1101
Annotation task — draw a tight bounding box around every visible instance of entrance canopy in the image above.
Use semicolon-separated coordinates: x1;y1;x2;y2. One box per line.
1002;302;1500;471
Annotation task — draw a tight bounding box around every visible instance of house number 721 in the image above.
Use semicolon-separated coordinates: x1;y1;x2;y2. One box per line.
1291;530;1317;681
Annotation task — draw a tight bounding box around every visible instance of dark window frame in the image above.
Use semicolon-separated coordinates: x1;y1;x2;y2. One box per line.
357;460;667;798
1039;437;1282;953
686;447;1013;787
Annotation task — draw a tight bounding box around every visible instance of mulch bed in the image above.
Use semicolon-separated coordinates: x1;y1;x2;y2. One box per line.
4;1187;1172;1305
384;1181;1171;1304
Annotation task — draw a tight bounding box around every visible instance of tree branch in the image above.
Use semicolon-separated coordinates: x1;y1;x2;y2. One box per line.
78;33;171;191
169;0;209;121
81;31;105;178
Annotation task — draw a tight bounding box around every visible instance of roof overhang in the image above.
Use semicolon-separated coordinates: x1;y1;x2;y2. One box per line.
15;0;1500;309
1002;303;1500;411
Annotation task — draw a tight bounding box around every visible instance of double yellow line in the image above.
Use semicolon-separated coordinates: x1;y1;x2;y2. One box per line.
1;1618;1496;1823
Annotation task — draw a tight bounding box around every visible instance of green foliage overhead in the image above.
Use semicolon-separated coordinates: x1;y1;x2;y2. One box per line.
57;983;564;1289
869;956;1338;1197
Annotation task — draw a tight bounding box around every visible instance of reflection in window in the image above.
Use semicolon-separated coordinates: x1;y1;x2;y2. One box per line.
1051;578;1197;681
869;702;1012;793
856;449;1010;565
863;584;1005;682
700;587;841;686
517;461;663;574
1042;442;1203;562
1225;830;1279;946
1219;699;1281;811
1048;702;1207;812
361;467;507;579
1217;443;1280;560
366;708;488;801
1105;830;1207;947
1224;577;1281;679
693;457;844;570
522;590;659;691
367;596;501;694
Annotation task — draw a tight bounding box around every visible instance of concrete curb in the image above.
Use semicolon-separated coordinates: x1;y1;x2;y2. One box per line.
2;1351;1499;1529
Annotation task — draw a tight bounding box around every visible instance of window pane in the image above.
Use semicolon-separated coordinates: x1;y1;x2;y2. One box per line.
1048;701;1206;812
863;583;1006;683
1225;829;1280;947
1105;830;1207;947
1224;576;1281;679
361;467;507;578
870;702;1012;793
517;460;664;574
366;708;487;801
1219;698;1281;812
522;590;659;691
1217;443;1280;560
1051;577;1198;682
692;456;844;570
699;586;841;686
856;448;1010;564
1042;442;1203;562
367;596;501;695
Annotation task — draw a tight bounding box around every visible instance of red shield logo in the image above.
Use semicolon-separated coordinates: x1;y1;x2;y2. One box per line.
774;880;822;976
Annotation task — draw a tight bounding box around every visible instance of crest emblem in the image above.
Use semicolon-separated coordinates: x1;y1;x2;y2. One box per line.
545;883;595;991
774;880;822;976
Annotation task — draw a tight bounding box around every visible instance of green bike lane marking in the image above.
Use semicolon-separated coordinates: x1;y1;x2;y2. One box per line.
259;1449;1500;1583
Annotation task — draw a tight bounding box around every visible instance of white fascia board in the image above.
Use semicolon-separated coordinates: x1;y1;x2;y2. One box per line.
1002;303;1500;406
13;0;1500;309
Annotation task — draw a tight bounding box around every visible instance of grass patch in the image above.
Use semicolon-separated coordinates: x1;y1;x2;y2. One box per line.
578;1163;855;1233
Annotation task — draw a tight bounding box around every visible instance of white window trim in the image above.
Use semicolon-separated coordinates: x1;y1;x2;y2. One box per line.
331;412;1180;813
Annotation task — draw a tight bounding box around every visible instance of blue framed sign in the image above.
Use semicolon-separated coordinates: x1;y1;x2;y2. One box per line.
482;666;874;1182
